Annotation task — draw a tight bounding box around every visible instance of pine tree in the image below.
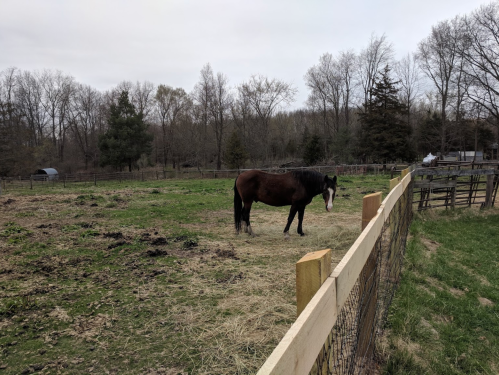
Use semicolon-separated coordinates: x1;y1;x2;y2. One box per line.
98;91;153;172
359;65;415;163
224;131;248;170
303;134;324;166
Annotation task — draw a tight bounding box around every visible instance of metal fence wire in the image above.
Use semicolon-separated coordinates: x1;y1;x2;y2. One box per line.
310;180;414;375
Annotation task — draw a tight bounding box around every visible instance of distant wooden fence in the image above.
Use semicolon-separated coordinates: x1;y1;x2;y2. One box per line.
413;167;499;210
258;167;414;374
0;164;405;193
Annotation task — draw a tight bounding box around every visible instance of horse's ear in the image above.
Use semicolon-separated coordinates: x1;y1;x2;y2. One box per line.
324;175;328;182
332;176;337;186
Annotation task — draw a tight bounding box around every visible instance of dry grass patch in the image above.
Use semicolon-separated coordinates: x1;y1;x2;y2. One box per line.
0;177;374;374
420;236;440;256
478;297;494;307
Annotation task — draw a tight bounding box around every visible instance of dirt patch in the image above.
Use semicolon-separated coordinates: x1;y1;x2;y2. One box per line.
49;306;72;322
478;297;494;307
432;314;453;325
108;241;131;249
420;236;440;255
417;285;435;298
145;249;168;257
68;313;114;339
449;287;466;297
103;232;124;239
423;276;445;292
216;272;244;284
393;337;426;368
420;318;439;339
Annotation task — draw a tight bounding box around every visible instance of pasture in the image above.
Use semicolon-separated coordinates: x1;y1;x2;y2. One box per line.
382;208;499;374
0;174;390;374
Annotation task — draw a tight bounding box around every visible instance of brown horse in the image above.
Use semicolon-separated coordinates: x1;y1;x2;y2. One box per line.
234;169;337;238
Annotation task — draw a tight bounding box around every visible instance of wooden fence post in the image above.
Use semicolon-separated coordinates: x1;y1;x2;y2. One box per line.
389;177;400;192
484;174;494;208
357;191;383;363
401;168;409;179
30;175;33;190
362;192;382;230
296;249;332;317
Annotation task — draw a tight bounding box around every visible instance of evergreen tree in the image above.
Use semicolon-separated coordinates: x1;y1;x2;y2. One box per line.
98;91;153;172
224;131;248;169
303;134;324;166
417;111;441;155
359;66;415;163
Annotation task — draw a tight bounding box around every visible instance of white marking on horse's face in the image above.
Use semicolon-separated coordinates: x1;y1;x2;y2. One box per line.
326;188;334;212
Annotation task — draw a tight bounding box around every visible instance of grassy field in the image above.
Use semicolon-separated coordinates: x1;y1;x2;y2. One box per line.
381;208;499;374
0;174;391;374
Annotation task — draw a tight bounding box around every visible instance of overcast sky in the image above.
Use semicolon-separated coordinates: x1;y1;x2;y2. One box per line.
0;0;492;109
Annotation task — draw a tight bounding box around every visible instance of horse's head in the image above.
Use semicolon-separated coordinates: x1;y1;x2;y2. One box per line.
322;175;337;212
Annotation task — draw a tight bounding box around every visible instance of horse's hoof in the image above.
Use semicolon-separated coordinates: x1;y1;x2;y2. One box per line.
299;233;305;237
284;232;290;240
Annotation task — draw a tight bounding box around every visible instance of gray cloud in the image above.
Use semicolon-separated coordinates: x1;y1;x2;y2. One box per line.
0;0;490;107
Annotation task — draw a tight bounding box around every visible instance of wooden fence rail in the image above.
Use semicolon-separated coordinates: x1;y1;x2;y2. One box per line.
413;168;499;210
0;164;407;194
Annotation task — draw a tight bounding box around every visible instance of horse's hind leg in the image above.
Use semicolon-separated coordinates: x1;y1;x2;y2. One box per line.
283;205;298;239
297;206;306;236
242;201;255;236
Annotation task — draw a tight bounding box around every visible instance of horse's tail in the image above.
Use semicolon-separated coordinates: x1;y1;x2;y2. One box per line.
234;178;242;233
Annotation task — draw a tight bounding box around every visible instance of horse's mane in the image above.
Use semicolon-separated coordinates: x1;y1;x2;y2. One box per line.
291;170;324;192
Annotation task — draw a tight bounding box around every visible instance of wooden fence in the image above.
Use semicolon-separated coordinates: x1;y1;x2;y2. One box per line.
413;168;499;210
0;164;405;193
257;167;414;374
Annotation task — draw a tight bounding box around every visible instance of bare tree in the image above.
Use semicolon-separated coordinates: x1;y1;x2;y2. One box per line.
69;84;103;170
40;70;75;162
0;67;30;175
394;53;421;129
305;53;336;136
155;85;190;168
192;64;215;167
130;81;155;120
417;18;462;154
358;33;394;109
305;51;357;136
209;72;233;170
460;2;499;138
238;75;296;161
337;50;356;128
15;70;47;147
231;89;254;152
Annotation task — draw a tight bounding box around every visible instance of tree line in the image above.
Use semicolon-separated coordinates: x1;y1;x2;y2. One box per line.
1;2;498;176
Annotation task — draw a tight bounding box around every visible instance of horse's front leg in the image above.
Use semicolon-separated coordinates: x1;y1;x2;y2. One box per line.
297;206;306;236
283;205;298;240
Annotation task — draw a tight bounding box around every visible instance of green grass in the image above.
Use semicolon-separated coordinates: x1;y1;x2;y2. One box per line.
382;209;499;374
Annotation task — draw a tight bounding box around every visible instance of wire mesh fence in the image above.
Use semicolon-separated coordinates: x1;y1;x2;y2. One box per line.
309;178;413;374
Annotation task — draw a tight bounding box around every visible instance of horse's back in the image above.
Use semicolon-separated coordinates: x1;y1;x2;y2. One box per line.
236;170;302;206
